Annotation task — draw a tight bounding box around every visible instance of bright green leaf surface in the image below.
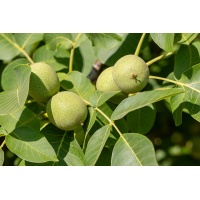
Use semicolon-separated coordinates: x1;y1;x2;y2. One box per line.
0;127;8;137
127;104;156;134
174;42;200;79
111;88;183;120
0;106;40;133
86;33;124;49
59;71;95;102
111;133;158;166
178;33;198;45
171;63;200;125
44;33;73;50
84;125;111;166
33;45;67;71
0;64;31;115
90;90;120;107
0;149;4;166
151;33;174;52
0;33;20;60
6;126;58;163
1;58;28;91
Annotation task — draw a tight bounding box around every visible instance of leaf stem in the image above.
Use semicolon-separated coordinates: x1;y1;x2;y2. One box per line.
1;33;34;64
95;107;123;136
134;33;146;56
146;52;174;66
69;33;82;72
0;140;5;149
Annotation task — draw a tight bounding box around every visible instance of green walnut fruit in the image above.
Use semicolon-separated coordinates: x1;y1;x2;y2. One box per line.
46;91;88;131
29;62;60;102
96;66;128;104
112;55;149;94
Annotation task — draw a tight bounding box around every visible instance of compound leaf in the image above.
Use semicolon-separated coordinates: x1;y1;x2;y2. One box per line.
150;33;174;52
0;64;31;115
84;125;111;166
111;88;183;120
6;126;58;163
111;133;158;166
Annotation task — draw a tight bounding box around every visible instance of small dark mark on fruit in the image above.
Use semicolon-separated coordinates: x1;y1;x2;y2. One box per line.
132;74;138;79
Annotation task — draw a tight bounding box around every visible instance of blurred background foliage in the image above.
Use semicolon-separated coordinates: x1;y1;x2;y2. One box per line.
1;33;200;166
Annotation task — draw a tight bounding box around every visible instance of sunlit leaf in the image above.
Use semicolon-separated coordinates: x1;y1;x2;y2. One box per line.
0;106;40;133
0;149;4;166
111;88;183;120
150;33;174;52
171;63;200;125
0;64;31;115
6;126;58;163
90;90;120;107
33;45;68;71
86;33;125;49
111;133;158;166
1;58;28;91
84;125;111;166
177;33;198;45
58;71;95;102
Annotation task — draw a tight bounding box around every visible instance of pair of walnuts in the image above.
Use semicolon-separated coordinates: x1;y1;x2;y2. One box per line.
29;55;149;131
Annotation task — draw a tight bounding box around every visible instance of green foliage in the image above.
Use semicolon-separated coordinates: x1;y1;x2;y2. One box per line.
1;33;200;166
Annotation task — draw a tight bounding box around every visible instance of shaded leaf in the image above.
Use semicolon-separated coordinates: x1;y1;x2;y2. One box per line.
111;133;158;166
84;125;111;166
174;42;200;79
171;63;200;125
41;124;85;166
0;64;31;115
90;90;120;107
33;45;68;71
86;33;125;49
58;71;95;102
127;104;156;134
111;88;183;120
177;33;198;45
6;126;58;163
0;106;40;133
150;33;174;52
0;149;4;166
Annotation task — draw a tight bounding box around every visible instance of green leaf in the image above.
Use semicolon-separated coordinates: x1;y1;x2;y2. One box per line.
0;64;31;115
171;63;200;125
127;104;156;134
1;58;28;91
86;33;125;49
59;71;95;102
44;33;73;50
0;127;8;137
177;33;198;45
14;33;43;48
174;42;200;79
84;125;111;166
111;88;183;120
0;33;20;60
111;133;158;166
33;45;68;71
71;33;87;48
6;126;58;163
150;33;174;52
41;124;85;166
0;149;4;166
0;106;40;133
90;90;120;107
